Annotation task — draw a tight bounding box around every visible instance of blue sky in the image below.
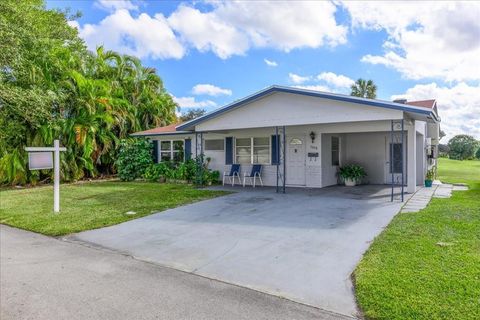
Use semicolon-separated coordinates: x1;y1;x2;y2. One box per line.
47;0;480;140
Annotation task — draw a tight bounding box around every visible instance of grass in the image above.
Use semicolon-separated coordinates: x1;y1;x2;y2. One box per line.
354;158;480;320
0;181;227;236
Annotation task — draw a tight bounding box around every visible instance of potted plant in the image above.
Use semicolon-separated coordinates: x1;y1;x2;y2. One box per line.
425;168;435;187
338;164;367;187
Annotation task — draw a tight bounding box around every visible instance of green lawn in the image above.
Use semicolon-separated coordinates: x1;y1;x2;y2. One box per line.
354;158;480;320
0;181;227;236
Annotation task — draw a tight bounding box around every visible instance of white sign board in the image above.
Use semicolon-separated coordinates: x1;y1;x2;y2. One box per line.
28;152;53;170
25;140;67;212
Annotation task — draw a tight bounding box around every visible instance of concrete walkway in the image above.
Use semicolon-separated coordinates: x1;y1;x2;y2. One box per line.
401;181;468;213
0;225;351;320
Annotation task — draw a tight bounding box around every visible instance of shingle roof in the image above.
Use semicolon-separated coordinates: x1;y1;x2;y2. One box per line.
406;99;436;109
131;123;187;136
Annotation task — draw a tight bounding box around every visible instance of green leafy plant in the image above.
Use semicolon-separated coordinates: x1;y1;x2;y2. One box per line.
116;139;153;181
338;164;367;182
447;135;479;160
0;0;177;186
143;162;171;182
425;168;435;181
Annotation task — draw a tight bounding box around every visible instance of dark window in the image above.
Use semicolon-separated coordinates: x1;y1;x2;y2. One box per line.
331;137;339;166
160;140;184;162
390;143;403;173
204;139;224;151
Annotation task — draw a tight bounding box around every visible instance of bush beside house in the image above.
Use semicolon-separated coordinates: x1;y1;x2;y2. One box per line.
117;139;220;185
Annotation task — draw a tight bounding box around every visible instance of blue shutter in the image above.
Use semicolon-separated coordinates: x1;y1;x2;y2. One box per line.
271;135;279;165
225;137;233;165
184;138;192;160
152;140;159;163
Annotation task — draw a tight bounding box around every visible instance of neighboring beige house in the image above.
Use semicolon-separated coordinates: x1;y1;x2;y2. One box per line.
132;85;440;195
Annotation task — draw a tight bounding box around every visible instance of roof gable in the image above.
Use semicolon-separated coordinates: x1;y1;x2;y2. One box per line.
177;85;439;131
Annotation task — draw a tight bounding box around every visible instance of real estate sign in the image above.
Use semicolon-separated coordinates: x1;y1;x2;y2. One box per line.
28;152;53;170
25;140;66;212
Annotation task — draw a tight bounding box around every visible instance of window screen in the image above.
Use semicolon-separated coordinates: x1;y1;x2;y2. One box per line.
389;143;403;173
253;137;269;164
204;139;224;151
235;137;270;164
159;140;184;162
235;138;251;164
331;136;340;166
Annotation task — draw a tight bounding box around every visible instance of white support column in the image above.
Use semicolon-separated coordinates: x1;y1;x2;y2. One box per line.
407;122;417;193
54;139;60;213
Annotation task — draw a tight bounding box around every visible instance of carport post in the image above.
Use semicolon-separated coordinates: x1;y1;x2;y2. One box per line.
195;132;204;186
275;126;286;194
401;119;404;202
390;120;394;202
282;125;286;193
276;126;279;193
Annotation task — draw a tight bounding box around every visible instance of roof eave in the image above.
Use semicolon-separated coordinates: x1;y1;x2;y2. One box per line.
130;131;193;137
176;85;438;131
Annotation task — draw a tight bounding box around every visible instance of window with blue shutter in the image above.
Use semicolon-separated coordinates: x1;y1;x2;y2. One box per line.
225;137;233;164
152;140;159;163
271;135;279;165
184;139;191;160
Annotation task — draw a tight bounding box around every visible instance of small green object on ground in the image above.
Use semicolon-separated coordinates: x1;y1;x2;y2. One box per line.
0;181;227;236
354;158;480;320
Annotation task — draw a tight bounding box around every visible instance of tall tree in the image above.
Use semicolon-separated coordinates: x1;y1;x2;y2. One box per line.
180;108;207;122
350;78;377;99
447;135;479;160
0;0;178;185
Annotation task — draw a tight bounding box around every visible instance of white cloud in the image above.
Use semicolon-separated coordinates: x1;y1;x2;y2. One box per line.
192;84;232;96
294;85;331;92
391;82;480;141
317;72;354;88
173;96;217;109
167;5;249;59
74;9;185;59
168;1;347;59
289;73;310;84
75;1;347;60
72;9;184;59
343;1;480;81
264;58;278;67
95;0;138;12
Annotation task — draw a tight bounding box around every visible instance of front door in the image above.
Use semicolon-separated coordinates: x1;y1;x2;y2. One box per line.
286;136;306;185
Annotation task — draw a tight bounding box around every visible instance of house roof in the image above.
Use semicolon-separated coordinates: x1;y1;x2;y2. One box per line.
177;85;440;131
131;123;190;137
406;99;436;109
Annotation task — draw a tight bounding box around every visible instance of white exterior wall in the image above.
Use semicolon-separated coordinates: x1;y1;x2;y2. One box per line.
148;118;436;191
196;92;403;131
344;132;390;185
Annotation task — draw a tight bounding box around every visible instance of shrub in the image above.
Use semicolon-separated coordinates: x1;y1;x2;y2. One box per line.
447;135;478;160
476;147;480;160
116;139;153;181
425;168;435;181
143;162;171;182
338;164;367;182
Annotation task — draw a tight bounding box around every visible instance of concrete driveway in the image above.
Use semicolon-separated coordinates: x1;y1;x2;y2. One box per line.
71;185;406;317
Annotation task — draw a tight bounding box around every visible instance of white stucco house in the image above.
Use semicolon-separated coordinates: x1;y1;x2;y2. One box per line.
132;85;440;196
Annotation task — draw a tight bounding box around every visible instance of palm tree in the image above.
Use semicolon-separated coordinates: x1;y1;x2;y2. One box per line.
350;79;377;99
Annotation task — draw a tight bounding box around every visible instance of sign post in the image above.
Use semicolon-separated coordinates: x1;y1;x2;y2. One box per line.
25;140;67;213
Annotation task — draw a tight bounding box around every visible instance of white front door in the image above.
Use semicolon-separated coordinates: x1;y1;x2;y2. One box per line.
286;136;306;185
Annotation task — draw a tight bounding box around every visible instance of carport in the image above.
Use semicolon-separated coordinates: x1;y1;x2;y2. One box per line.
72;185;408;317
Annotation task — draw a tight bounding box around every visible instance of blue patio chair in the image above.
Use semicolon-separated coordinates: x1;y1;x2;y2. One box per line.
243;164;263;187
223;164;241;186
